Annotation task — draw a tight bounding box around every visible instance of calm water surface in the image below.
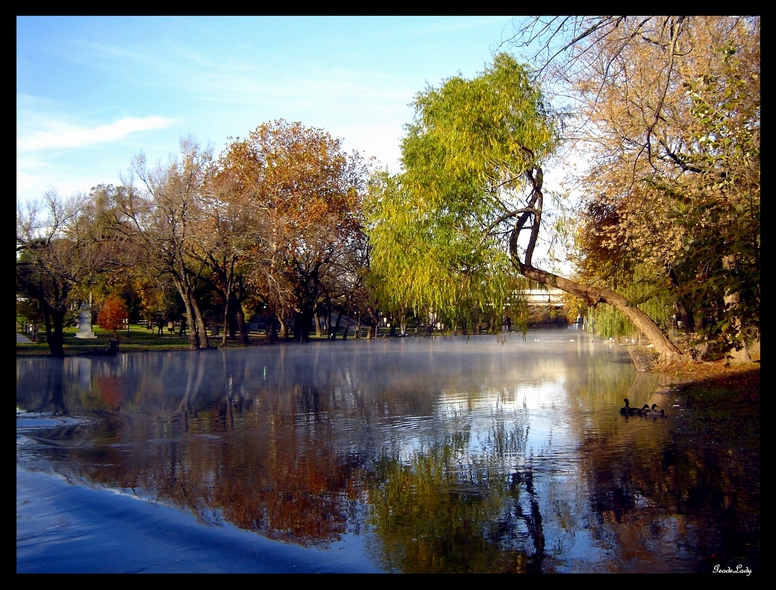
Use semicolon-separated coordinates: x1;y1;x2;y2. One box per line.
16;330;759;573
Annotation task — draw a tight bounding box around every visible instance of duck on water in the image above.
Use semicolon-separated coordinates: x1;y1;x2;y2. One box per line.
620;399;666;417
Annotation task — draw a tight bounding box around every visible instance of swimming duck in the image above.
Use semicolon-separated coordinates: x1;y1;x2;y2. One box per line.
619;400;647;416
647;404;666;417
634;404;651;416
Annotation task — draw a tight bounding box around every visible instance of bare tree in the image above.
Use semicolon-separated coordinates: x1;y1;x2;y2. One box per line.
119;138;213;350
16;192;101;356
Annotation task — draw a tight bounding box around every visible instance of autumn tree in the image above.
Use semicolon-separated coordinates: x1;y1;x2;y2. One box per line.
119;138;213;350
97;294;129;339
187;167;256;346
71;184;150;318
508;16;759;360
220;120;370;343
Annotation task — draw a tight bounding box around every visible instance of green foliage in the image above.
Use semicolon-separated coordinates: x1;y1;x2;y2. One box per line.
368;432;532;573
365;54;558;332
16;298;43;325
586;265;676;340
366;172;515;331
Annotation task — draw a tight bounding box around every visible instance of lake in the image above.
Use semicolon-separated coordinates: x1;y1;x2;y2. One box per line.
16;330;759;573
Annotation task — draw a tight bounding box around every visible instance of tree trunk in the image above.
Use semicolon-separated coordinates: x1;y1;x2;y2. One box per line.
279;316;288;339
508;166;688;365
517;262;688;363
191;298;210;350
234;300;249;345
331;308;343;339
221;280;232;347
266;316;278;344
266;321;278;344
173;277;199;350
354;316;362;339
722;254;751;364
48;307;67;358
294;310;312;343
342;308;351;340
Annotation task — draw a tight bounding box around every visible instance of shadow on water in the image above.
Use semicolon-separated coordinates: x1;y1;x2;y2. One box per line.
16;332;759;573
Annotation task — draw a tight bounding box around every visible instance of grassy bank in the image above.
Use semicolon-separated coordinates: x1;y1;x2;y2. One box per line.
15;323;387;356
15;324;273;356
656;358;761;405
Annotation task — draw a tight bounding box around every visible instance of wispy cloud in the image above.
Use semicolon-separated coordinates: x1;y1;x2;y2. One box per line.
18;116;175;152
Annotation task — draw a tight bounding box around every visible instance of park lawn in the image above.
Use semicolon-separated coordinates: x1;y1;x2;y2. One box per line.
16;323;392;356
15;324;266;356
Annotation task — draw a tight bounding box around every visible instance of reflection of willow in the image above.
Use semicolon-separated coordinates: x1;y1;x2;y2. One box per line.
561;347;642;410
367;417;547;573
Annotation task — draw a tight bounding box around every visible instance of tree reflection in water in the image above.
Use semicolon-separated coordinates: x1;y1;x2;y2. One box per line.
16;337;759;573
367;416;551;574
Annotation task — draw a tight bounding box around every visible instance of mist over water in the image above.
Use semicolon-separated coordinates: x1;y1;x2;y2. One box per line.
17;330;759;573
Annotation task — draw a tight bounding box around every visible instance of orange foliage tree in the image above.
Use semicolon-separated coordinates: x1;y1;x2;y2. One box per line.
219;120;371;342
98;295;129;339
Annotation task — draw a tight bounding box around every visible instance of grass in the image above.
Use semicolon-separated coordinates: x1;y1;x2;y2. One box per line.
15;323;389;356
15;323;273;356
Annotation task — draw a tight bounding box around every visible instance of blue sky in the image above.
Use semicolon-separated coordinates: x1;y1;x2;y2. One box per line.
17;16;518;204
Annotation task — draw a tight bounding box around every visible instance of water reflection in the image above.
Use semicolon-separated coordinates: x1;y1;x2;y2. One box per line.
16;331;759;573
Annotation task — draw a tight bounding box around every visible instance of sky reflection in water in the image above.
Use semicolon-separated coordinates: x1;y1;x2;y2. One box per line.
17;330;759;573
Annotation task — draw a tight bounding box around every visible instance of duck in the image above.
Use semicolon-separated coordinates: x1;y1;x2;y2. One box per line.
647;403;666;418
621;399;655;415
633;404;651;416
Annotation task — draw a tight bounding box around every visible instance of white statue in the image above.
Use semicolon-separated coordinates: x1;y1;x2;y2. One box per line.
74;302;97;339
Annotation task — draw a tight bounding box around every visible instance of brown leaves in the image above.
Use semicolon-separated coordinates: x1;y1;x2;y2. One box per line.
219;120;371;322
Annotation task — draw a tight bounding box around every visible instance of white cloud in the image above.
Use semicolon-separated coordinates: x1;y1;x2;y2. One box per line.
17;116;175;152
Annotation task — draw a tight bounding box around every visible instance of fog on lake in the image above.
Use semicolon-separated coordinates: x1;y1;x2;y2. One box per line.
16;330;759;573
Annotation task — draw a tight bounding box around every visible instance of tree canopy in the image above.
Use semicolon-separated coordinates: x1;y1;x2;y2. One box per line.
16;192;107;356
220;120;371;342
97;294;129;339
366;54;555;333
119;138;215;350
509;16;760;359
367;51;704;361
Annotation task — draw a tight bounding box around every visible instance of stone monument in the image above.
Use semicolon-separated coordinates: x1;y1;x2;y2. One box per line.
74;302;97;339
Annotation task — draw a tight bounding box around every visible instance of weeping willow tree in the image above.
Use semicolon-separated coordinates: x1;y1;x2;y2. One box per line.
365;54;552;334
366;171;525;333
366;53;687;361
